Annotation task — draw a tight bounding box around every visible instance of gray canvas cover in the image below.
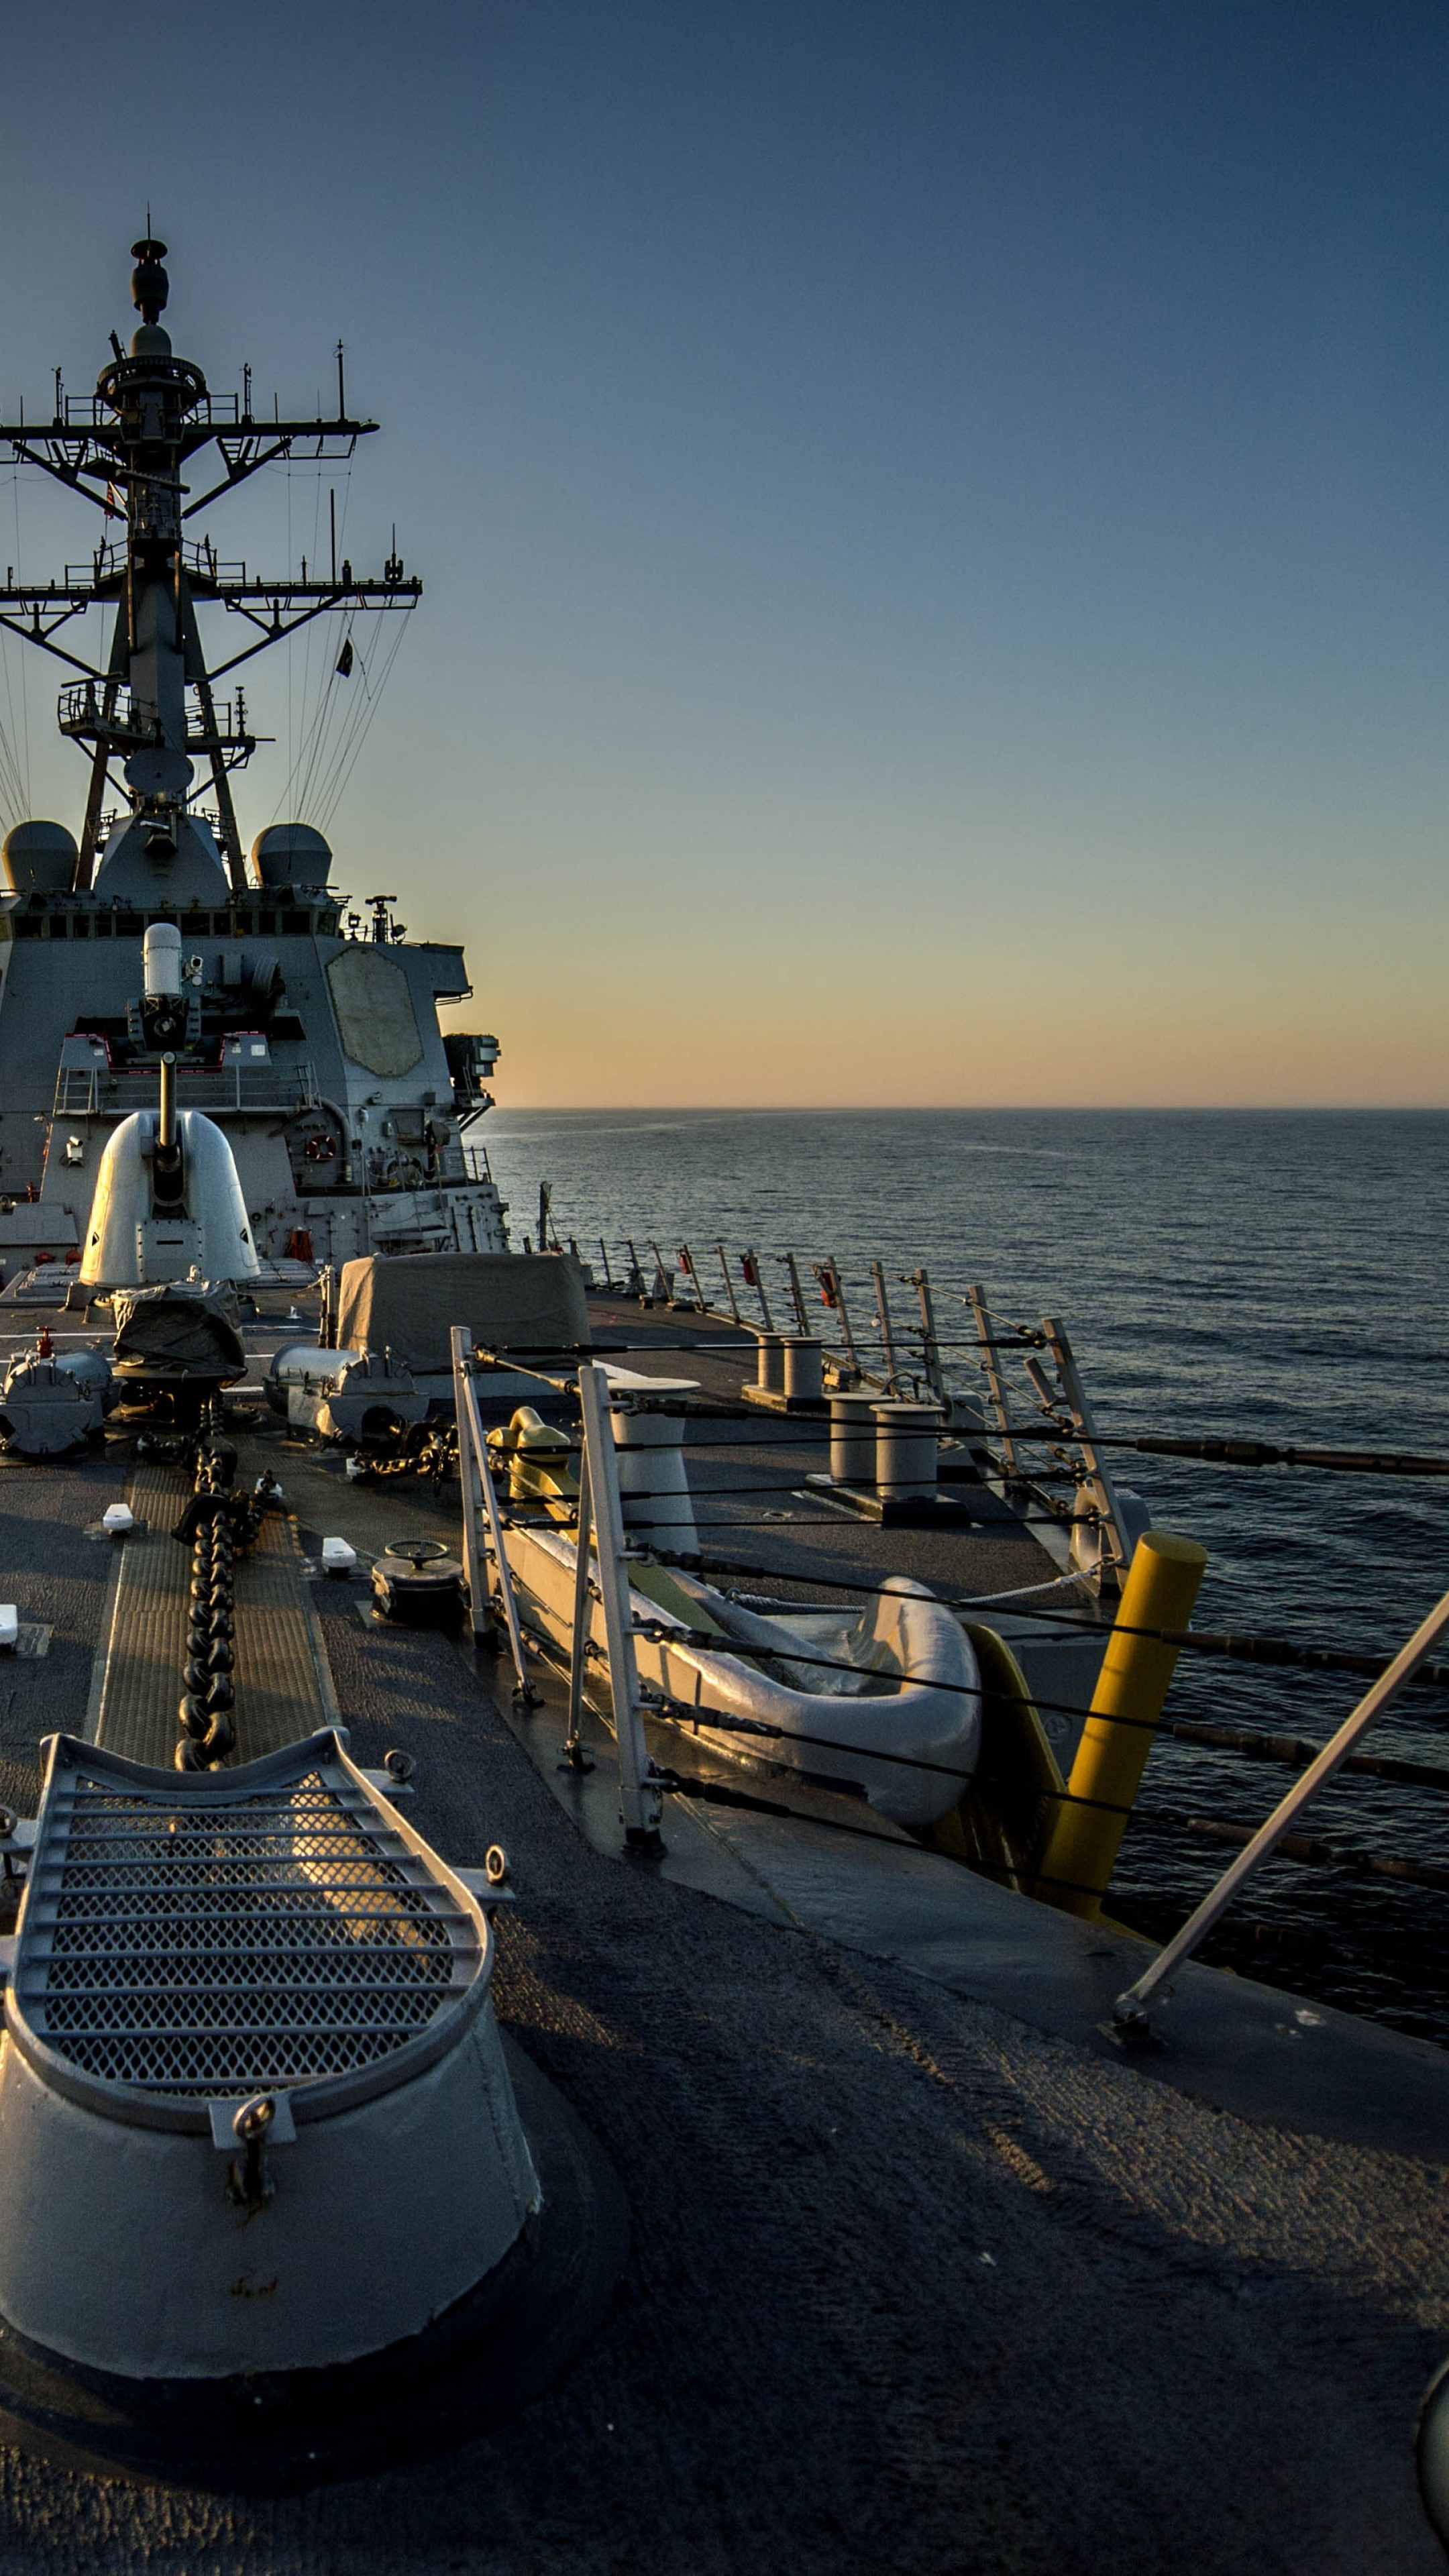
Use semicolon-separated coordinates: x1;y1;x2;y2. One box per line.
111;1282;246;1377
336;1252;590;1372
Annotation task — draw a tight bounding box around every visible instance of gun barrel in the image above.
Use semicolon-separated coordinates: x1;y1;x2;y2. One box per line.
158;1053;177;1152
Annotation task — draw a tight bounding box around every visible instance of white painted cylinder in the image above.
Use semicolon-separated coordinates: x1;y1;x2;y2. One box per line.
142;920;182;998
782;1337;823;1403
610;1405;698;1550
872;1401;941;1501
754;1332;786;1393
829;1392;876;1485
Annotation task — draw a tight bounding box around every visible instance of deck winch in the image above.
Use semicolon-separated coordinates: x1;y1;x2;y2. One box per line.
0;1340;113;1457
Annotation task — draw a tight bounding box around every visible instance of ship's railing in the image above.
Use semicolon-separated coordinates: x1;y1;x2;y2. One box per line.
458;1183;1449;2060
65;539;248;590
562;1229;1449;1593
462;1142;494;1183
1110;1582;1449;2037
513;1224;1138;1586
453;1323;1449;1932
58;680;254;752
53;1061;319;1118
62;391;241;431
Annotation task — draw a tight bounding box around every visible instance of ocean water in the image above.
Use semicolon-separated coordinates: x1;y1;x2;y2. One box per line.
483;1108;1449;2042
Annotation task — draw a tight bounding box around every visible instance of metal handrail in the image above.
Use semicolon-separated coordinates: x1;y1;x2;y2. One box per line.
1112;1580;1449;2033
58;679;255;750
53;1060;319;1118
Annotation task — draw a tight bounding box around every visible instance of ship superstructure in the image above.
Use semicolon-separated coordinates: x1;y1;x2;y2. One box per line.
0;238;505;1274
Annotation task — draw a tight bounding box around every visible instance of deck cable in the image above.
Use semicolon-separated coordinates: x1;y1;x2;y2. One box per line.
645;1546;1449;1690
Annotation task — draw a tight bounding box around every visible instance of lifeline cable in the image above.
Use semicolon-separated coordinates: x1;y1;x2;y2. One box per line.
651;1633;1449;1780
477;1342;1449;1477
647;1544;1449;1689
510;1594;1449;1882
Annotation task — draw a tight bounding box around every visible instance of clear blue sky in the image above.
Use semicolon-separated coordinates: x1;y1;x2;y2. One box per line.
0;1;1444;1104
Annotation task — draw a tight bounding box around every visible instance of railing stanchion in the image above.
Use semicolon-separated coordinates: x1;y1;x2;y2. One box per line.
1041;1316;1132;1587
816;1256;861;1376
871;1260;902;1393
903;1267;944;1408
967;1282;1018;1477
577;1360;664;1851
714;1242;741;1324
561;1448;596;1772
451;1324;492;1647
1114;1578;1449;2034
779;1252;809;1334
450;1324;533;1698
743;1247;774;1330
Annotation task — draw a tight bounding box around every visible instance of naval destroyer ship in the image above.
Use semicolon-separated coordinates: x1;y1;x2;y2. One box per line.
0;233;504;1287
0;238;1435;2571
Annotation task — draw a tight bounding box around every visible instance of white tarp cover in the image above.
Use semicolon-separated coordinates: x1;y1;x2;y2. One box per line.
336;1252;590;1371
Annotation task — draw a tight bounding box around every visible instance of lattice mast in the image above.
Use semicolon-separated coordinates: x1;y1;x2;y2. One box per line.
0;238;419;892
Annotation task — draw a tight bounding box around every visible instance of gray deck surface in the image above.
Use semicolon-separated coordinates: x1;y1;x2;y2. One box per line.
88;1464;338;1766
0;1316;1438;2569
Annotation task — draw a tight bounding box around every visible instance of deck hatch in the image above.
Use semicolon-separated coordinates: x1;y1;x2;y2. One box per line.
10;1733;482;2104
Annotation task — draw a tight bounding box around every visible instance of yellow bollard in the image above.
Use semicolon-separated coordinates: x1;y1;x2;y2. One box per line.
1032;1529;1208;1921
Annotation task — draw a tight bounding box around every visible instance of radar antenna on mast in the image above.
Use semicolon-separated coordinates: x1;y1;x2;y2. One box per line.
0;237;421;889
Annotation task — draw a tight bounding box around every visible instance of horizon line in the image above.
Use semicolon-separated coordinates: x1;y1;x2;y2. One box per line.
485;1100;1449;1116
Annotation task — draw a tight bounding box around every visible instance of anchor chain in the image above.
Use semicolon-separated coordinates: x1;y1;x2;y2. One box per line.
170;1420;280;1772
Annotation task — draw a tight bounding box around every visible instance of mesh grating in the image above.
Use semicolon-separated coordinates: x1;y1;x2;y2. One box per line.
17;1766;476;2096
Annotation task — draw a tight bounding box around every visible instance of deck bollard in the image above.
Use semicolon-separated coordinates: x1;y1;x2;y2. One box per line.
782;1335;823;1403
1033;1529;1208;1920
871;1400;942;1501
612;1404;698;1553
754;1331;786;1394
829;1391;876;1484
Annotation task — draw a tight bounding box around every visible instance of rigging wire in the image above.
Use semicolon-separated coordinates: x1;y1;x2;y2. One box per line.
0;470;33;822
260;459;411;835
0;559;25;813
290;600;356;820
317;606;409;818
302;604;376;820
0;622;29;823
294;466;327;786
12;475;30;813
313;609;411;832
268;464;347;825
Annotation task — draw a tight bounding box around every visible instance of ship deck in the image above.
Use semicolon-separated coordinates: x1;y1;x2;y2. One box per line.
0;1290;1440;2570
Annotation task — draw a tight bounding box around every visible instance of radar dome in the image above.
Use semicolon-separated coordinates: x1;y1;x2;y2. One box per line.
252;823;333;889
3;822;78;893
